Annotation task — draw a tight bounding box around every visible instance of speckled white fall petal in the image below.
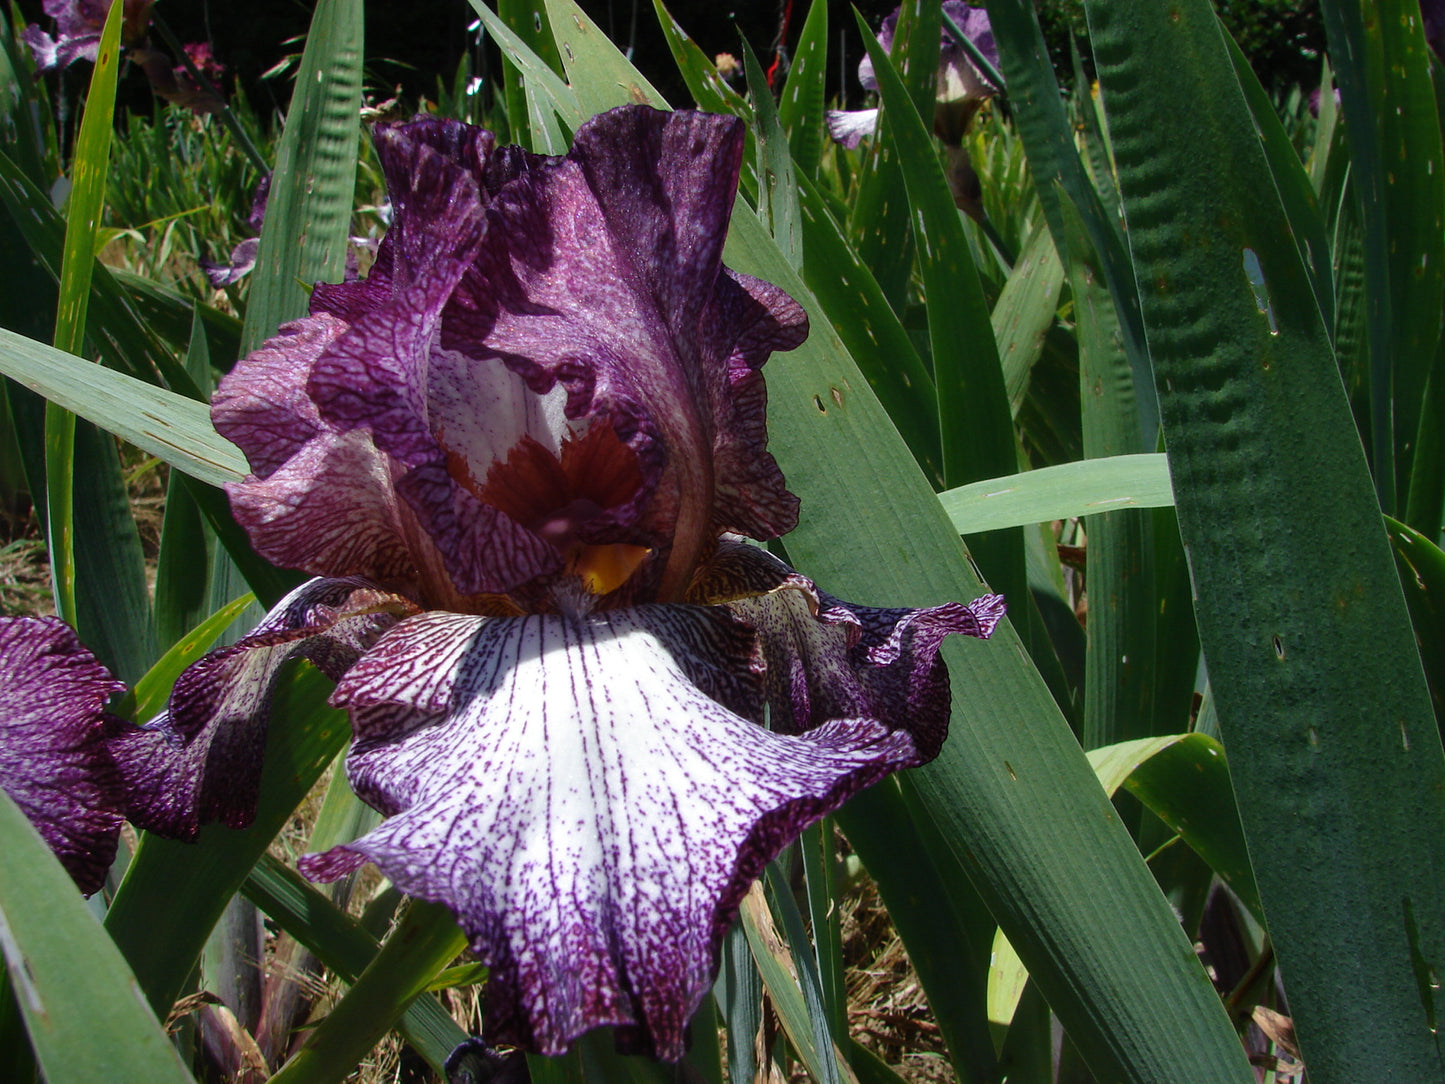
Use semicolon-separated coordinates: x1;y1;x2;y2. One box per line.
300;606;920;1059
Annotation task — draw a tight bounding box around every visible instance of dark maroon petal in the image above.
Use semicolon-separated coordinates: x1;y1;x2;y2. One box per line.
214;317;478;602
430;106;805;597
218;108;806;605
301;606;916;1058
704;540;1005;760
112;578;405;840
0;616;127;895
708;270;805;539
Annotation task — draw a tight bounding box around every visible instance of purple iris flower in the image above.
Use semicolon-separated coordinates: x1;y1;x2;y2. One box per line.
0;616;127;896
1;104;1003;1059
21;0;153;72
827;2;1000;148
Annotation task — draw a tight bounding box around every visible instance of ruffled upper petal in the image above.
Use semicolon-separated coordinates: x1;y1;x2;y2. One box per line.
451;107;806;599
112;578;407;840
218;107;807;610
300;605;917;1059
0;616;126;895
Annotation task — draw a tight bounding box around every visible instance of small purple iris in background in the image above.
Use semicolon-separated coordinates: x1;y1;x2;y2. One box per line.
21;0;153;72
23;0;225;114
828;2;1000;217
0;105;1003;1060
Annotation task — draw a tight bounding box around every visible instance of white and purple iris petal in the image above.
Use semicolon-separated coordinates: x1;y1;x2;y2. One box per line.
0;615;127;895
298;597;968;1059
193;103;1007;1060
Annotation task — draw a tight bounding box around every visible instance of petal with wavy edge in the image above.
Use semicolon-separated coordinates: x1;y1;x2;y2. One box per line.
0;616;126;895
301;606;917;1058
111;578;407;840
429;107;805;596
698;540;1005;758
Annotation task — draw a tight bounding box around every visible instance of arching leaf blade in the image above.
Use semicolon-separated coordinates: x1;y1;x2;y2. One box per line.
1086;0;1445;1076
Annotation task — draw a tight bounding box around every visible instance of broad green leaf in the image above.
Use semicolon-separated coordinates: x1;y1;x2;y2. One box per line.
1116;735;1261;923
241;0;362;354
1087;0;1445;1077
0;790;193;1084
742;39;801;268
993;222;1064;415
797;179;943;487
469;0;580;154
154;314;217;648
798;820;847;1049
105;664;348;1017
939;452;1172;533
1063;190;1158;752
68;421;157;684
497;0;565;149
1387;516;1445;729
986;926;1027;1026
508;10;1253;1080
857;11;1024;625
776;0;828;177
991;734;1260;1025
715;925;763;1084
1319;0;1445;515
981;0;1156;442
651;0;751;116
0;7;56;183
267;901;466;1084
0;328;246;487
541;0;666;116
762;864;846;1084
46;0;124;627
1406;358;1444;540
1222;32;1333;334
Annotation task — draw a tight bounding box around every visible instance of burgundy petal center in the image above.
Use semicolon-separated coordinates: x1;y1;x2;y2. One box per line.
448;423;652;599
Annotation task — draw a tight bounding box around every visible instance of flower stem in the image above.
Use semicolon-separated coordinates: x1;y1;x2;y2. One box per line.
267;898;468;1084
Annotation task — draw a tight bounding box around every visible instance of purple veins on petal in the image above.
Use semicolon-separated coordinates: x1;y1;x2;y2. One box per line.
453;106;807;598
301;605;917;1059
111;577;407;841
0;615;127;895
217;106;807;610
